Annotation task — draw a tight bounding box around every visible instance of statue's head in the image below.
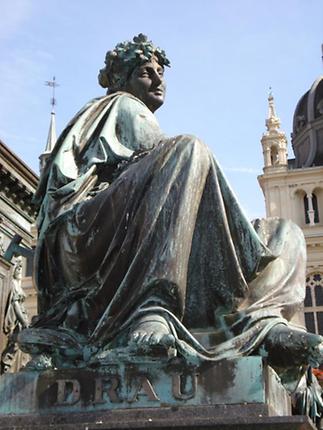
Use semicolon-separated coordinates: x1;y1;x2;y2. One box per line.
98;34;170;112
13;256;23;281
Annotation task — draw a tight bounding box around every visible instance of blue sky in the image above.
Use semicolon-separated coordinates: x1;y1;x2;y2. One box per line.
0;0;322;219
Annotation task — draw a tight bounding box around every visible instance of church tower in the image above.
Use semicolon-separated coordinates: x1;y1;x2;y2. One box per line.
258;74;323;334
261;91;288;170
39;109;56;173
39;77;58;173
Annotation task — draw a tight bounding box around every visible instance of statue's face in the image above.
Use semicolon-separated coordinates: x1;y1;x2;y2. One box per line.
14;261;23;281
124;57;165;112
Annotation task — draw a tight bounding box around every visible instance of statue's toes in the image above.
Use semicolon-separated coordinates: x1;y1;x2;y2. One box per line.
149;334;160;345
162;333;175;348
318;342;323;355
128;314;175;354
131;331;146;344
131;332;139;342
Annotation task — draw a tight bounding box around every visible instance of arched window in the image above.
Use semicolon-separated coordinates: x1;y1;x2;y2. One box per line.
270;146;279;166
304;193;319;224
304;273;323;335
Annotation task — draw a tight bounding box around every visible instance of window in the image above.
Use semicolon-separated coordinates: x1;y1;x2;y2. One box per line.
270;146;279;166
304;273;323;335
304;193;319;224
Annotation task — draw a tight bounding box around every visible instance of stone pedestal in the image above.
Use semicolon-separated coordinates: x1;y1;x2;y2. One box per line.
0;356;315;430
0;408;317;430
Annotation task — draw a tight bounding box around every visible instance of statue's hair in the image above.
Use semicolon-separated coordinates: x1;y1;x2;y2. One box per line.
98;33;170;92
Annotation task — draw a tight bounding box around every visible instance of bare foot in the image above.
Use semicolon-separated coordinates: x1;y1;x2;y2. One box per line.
263;323;323;368
130;314;175;352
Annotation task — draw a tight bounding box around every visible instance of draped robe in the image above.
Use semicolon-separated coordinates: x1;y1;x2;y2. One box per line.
28;92;306;361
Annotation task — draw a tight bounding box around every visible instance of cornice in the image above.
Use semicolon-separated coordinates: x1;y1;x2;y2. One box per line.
0;167;37;218
0;140;38;218
0;139;38;189
259;165;323;182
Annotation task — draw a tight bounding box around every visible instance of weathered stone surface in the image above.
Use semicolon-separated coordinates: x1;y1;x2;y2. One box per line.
0;409;316;430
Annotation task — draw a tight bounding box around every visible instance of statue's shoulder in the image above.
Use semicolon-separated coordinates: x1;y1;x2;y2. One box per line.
114;92;158;127
115;92;150;113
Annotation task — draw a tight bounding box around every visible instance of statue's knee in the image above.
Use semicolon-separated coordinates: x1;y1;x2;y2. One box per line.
173;135;211;161
253;217;306;259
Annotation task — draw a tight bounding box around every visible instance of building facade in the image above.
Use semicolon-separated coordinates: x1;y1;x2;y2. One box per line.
0;139;38;372
258;76;323;333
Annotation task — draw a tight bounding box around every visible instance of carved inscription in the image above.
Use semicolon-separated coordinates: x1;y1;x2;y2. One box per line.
128;376;160;403
94;376;122;404
52;370;198;407
56;379;80;405
172;372;198;400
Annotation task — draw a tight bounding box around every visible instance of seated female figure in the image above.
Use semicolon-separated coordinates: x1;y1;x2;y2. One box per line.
20;34;323;371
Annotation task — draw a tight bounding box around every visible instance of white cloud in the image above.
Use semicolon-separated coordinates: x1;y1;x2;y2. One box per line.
222;166;259;174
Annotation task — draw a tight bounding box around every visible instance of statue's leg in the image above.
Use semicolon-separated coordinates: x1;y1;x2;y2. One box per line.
244;218;323;367
182;213;323;368
54;135;213;349
38;132;275;356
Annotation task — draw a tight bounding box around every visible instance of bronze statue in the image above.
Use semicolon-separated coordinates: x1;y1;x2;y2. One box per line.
19;34;323;373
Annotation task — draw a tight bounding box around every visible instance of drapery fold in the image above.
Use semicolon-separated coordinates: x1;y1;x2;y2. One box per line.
30;93;306;360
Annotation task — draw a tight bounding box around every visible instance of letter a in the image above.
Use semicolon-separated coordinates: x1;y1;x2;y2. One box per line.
128;376;160;403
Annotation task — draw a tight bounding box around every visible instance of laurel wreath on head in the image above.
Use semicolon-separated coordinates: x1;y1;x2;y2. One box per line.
98;33;170;92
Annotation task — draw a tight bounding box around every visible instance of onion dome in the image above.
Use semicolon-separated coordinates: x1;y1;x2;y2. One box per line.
292;76;323;167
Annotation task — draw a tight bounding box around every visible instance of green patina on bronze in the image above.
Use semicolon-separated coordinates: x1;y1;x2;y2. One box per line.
0;357;290;415
16;35;323;395
98;33;170;92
